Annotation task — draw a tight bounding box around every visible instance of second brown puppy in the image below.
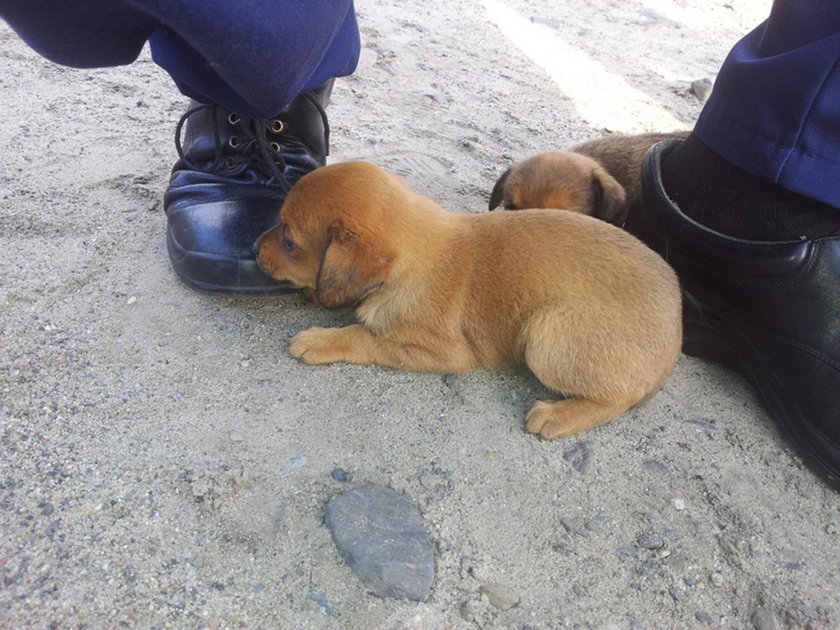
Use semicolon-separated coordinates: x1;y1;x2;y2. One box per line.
489;131;690;225
489;151;629;224
257;161;682;439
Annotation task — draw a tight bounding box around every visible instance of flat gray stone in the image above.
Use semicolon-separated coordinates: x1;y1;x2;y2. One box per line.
325;484;434;601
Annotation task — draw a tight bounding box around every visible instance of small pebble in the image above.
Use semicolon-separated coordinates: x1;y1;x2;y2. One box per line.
691;77;713;100
585;514;605;532
480;583;520;610
695;611;713;624
709;572;724;587
126;295;137;305
751;608;781;630
672;498;686;511
331;468;350;482
636;533;664;550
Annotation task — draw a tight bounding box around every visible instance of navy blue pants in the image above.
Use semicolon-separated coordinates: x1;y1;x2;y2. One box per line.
0;0;360;118
694;0;840;207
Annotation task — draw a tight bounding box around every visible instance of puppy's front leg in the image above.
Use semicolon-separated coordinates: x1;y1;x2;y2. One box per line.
289;325;374;365
289;324;472;372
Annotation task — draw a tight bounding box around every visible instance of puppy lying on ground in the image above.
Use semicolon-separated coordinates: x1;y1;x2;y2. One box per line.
256;161;681;438
489;131;689;225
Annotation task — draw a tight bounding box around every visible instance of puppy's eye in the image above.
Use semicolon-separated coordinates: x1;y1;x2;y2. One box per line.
283;236;296;252
504;203;518;210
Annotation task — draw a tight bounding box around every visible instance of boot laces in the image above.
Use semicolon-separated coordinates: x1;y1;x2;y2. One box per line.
174;96;329;191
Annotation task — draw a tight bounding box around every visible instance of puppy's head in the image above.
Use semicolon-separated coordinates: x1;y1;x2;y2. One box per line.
489;152;627;225
256;161;398;309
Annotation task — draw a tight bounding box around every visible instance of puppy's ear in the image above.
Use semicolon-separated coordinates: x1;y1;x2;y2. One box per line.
590;170;628;226
489;167;512;210
316;220;392;309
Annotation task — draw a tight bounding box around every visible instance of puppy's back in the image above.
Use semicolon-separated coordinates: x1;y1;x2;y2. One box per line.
462;209;673;298
453;209;681;370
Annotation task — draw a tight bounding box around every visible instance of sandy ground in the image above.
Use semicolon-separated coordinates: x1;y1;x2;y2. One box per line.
2;0;839;628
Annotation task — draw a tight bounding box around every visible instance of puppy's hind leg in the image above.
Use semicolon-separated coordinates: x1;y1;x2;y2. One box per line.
521;310;651;438
525;395;638;439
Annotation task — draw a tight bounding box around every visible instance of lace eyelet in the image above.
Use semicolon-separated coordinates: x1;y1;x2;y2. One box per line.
228;113;241;125
228;136;240;149
270;142;282;153
270;119;285;134
224;158;236;170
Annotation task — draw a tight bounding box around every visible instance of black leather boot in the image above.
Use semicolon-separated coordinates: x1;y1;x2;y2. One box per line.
632;139;840;490
164;79;333;296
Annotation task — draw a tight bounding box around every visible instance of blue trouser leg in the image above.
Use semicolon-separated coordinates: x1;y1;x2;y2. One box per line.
135;0;359;118
694;0;840;207
0;1;158;66
0;0;360;118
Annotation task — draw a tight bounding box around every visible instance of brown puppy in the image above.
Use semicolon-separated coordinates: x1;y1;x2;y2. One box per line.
489;152;628;224
489;131;690;225
572;131;689;204
256;161;682;439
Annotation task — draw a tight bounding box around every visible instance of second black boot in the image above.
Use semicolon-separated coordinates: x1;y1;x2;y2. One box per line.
629;139;840;491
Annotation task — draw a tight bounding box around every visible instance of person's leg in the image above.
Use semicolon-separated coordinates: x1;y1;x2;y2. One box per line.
1;0;359;130
134;0;359;119
0;1;157;67
657;0;840;242
693;0;840;208
630;1;840;489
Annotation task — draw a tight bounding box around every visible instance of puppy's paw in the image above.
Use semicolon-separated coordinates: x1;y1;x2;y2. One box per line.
289;327;342;364
525;400;589;439
526;397;625;439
